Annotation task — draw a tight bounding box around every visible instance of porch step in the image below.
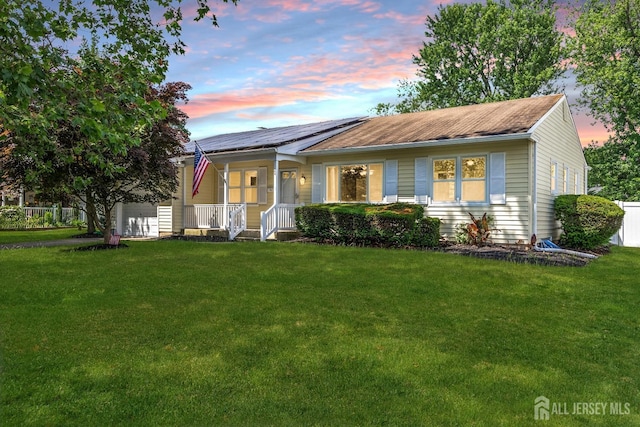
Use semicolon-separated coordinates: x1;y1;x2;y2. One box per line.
235;229;260;241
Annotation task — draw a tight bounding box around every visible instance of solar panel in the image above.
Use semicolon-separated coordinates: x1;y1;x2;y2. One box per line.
184;117;366;154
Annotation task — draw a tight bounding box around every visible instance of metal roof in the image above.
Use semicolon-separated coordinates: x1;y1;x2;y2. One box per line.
184;117;366;155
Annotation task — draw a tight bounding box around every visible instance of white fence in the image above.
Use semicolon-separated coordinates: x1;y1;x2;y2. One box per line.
0;206;86;229
611;201;640;247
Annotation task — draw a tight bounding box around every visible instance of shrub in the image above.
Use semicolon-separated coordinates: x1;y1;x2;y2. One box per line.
294;203;440;248
411;217;441;247
554;195;624;250
295;205;333;239
0;206;27;229
453;213;499;246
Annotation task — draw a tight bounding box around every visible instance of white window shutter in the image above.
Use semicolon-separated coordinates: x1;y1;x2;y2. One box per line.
384;160;398;202
258;167;268;204
414;157;428;204
311;164;323;203
489;152;506;204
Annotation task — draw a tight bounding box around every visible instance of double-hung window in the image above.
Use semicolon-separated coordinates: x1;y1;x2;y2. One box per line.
228;169;258;203
325;163;384;202
432;156;487;203
550;161;559;194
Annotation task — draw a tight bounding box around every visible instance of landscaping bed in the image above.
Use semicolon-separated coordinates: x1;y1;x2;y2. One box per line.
439;243;599;267
292;237;602;267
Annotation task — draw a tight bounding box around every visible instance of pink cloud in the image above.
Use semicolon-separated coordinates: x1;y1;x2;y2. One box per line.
181;86;342;119
573;114;612;146
372;10;424;26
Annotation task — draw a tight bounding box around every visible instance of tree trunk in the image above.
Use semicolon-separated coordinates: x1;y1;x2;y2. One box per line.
101;202;113;245
86;195;96;234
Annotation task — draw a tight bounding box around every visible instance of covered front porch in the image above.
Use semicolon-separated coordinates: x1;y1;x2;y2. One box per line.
183;203;301;241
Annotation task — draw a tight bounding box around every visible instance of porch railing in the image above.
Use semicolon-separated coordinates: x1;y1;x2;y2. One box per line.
184;204;242;229
184;204;245;240
228;204;247;240
260;203;301;241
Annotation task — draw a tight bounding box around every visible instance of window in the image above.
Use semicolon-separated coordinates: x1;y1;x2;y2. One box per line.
462;157;486;202
574;172;580;194
433;159;456;202
228;169;258;203
325;163;383;202
550;162;558;194
432;156;487;203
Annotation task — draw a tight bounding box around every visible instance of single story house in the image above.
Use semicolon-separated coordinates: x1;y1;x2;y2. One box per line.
116;94;588;243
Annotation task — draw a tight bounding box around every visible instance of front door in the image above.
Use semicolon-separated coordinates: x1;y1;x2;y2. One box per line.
280;170;297;204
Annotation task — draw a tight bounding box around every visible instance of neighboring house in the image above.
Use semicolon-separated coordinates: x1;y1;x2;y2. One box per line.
117;94;588;243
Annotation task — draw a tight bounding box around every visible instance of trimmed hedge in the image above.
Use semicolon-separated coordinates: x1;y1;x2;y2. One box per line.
554;195;624;250
295;203;441;248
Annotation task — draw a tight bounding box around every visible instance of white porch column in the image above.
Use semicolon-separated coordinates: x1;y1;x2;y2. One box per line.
1;190;5;206
273;159;280;207
223;163;229;230
18;187;24;207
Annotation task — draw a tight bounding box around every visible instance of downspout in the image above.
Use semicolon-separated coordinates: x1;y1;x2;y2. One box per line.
531;138;538;239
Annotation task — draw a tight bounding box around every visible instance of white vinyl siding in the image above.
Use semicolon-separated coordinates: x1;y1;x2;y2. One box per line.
532;97;588;240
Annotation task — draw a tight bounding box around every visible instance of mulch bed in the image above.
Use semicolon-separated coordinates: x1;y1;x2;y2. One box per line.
440;244;596;267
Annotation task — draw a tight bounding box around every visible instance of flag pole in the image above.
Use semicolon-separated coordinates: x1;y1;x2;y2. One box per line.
193;141;226;185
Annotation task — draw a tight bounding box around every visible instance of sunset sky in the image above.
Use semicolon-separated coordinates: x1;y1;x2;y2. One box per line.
164;0;610;146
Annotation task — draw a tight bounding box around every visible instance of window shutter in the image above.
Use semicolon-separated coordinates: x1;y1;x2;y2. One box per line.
311;164;323;203
217;171;224;203
414;158;428;204
489;152;506;204
384;160;398;202
258;167;268;204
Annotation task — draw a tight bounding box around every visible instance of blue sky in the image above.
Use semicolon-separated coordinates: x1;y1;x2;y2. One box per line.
164;0;609;145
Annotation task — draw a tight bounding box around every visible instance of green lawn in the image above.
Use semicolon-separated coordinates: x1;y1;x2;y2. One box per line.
1;240;638;426
0;227;84;244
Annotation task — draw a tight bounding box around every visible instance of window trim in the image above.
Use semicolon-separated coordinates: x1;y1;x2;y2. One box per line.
228;168;260;204
324;161;385;203
550;161;559;195
430;154;488;206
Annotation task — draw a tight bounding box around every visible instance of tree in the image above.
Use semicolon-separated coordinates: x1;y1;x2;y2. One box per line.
583;140;640;201
0;0;236;241
571;0;640;141
571;0;640;201
4;72;191;243
374;0;564;115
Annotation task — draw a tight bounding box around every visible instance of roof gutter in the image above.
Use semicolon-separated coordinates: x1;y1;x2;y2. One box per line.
301;132;533;156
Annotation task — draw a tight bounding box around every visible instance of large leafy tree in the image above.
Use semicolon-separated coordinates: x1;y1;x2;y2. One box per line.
0;0;236;240
571;0;640;200
375;0;564;115
3;50;192;242
584;140;640;201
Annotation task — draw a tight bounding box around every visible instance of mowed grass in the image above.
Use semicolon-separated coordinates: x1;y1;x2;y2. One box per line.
1;240;639;426
0;227;83;244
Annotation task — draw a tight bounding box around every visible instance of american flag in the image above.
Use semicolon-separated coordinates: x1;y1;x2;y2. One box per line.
192;144;211;198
